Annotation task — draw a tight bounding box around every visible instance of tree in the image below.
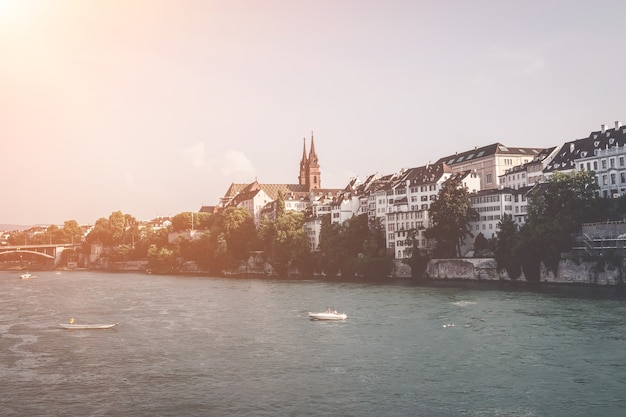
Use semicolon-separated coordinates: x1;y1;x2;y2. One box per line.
318;215;343;276
171;212;202;232
109;211;126;245
63;220;83;244
425;177;477;257
402;228;430;279
86;217;112;245
146;244;180;274
269;211;310;276
494;214;521;279
519;171;599;279
275;190;286;218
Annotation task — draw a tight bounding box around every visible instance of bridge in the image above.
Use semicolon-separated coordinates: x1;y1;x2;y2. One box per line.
0;243;82;266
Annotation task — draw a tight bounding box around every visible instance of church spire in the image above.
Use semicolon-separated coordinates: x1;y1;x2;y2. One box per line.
298;137;307;186
308;131;318;164
300;137;307;165
297;131;321;190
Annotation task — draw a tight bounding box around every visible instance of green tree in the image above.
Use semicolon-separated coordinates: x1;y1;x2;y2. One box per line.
171;212;198;231
147;244;180;274
318;215;344;276
275;190;286;218
425;177;477;258
86;217;112;245
494;214;521;279
63;220;83;244
268;211;310;276
109;211;126;245
403;228;430;279
519;171;599;280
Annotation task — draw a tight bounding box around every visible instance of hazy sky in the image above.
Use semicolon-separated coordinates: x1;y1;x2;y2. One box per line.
2;0;625;225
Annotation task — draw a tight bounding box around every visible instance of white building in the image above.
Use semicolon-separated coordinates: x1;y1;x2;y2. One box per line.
468;187;530;242
577;143;626;198
384;163;481;259
436;143;545;190
545;121;626;184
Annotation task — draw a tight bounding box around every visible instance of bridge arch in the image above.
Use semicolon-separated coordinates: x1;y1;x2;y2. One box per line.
0;250;55;260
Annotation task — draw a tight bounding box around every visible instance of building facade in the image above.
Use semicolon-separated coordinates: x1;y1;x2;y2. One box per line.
436;143;545;191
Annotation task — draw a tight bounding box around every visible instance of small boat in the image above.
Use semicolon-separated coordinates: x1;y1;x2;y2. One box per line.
308;311;347;321
58;323;118;330
20;273;34;279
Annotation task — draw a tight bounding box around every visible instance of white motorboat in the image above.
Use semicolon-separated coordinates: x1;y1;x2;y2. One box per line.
58;323;118;330
20;273;34;279
308;311;347;321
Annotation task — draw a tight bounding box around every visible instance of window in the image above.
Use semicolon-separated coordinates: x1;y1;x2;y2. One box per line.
621;156;625;167
486;173;493;184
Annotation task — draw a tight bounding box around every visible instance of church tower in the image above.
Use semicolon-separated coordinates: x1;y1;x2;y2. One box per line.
298;137;308;187
297;132;321;191
307;132;321;190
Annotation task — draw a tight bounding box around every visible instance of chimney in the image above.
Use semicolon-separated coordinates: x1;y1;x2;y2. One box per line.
601;124;607;133
616;121;622;129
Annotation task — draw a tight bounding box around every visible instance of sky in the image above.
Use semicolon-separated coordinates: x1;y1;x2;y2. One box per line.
2;0;626;226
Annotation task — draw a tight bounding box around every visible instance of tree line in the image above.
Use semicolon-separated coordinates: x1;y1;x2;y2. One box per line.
418;170;624;281
7;171;621;279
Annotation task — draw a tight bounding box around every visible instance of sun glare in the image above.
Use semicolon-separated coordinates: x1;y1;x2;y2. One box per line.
0;0;36;22
0;0;18;13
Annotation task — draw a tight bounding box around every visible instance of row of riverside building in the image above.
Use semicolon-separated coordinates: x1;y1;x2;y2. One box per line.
208;122;626;259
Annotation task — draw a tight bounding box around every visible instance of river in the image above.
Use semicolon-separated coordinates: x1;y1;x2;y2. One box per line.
1;271;625;416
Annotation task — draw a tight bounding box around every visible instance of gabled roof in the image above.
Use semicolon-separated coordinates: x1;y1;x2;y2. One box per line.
223;180;341;209
544;124;626;173
392;162;453;188
436;143;545;166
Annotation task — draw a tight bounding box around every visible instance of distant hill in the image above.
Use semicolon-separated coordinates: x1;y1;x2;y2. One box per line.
0;224;34;232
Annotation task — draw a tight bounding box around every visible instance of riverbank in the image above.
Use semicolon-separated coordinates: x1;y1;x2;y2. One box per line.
424;257;626;286
5;256;626;288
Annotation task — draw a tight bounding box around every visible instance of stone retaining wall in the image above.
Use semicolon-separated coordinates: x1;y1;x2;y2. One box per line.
424;258;625;286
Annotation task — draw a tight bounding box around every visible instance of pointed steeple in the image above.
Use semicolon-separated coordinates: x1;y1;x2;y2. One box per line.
308;131;318;165
300;137;307;166
298;137;308;186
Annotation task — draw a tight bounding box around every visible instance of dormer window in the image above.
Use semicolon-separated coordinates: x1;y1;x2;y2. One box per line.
581;151;587;157
609;138;615;145
594;141;600;147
